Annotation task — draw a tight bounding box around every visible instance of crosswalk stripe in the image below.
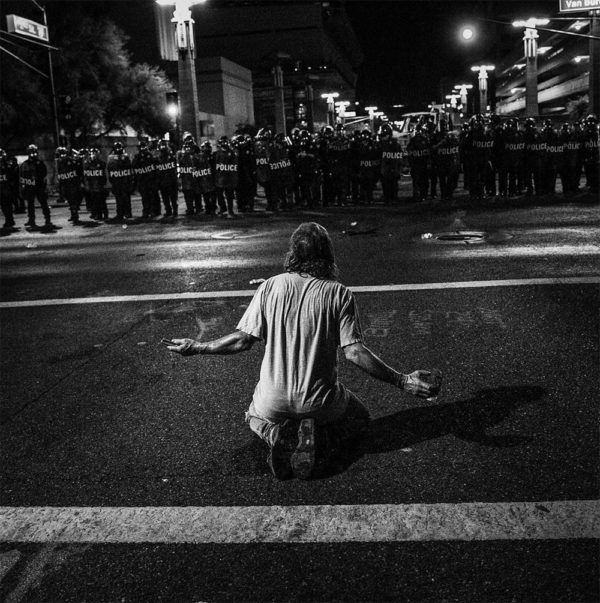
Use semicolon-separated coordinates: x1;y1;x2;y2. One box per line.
1;501;597;544
1;276;599;309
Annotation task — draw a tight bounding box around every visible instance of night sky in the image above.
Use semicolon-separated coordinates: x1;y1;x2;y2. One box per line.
3;0;560;111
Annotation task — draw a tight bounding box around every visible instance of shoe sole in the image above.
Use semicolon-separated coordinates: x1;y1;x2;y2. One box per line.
267;420;298;480
291;418;316;479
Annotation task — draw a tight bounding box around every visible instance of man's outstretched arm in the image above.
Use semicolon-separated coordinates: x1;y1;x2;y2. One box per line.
343;341;440;399
167;330;258;356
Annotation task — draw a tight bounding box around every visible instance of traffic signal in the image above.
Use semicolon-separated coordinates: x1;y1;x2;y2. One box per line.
166;91;178;118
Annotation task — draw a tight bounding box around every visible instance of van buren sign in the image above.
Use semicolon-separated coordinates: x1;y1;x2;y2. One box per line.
559;0;600;12
6;14;49;42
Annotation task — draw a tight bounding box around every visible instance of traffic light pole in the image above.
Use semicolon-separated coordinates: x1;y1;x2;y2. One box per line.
31;0;59;147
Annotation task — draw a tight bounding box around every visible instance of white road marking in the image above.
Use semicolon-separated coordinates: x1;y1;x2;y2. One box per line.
0;501;597;544
1;276;599;309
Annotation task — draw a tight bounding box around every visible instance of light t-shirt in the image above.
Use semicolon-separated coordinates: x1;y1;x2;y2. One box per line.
236;272;362;422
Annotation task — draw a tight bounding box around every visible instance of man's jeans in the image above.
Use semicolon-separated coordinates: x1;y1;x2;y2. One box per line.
245;389;370;448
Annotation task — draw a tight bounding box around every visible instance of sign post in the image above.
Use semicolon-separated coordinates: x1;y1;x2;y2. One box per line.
6;12;59;146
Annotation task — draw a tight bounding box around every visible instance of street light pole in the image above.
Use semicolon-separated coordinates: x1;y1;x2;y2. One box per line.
471;65;494;113
454;84;473;115
590;10;600;116
159;0;203;143
31;0;59;146
321;92;339;126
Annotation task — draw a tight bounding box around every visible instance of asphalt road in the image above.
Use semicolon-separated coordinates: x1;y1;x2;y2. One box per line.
1;189;599;602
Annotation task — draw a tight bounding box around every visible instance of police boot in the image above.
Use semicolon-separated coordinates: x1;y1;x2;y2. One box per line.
172;203;178;217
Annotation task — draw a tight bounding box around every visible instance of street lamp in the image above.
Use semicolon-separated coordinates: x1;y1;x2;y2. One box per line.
364;106;378;131
454;83;473;114
512;18;549;117
321;92;339;126
156;0;206;143
470;65;495;113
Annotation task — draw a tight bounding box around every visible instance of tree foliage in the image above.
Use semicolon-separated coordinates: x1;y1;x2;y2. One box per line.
1;10;173;146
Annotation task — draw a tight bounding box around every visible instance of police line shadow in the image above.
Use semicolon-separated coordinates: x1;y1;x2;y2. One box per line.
317;385;546;479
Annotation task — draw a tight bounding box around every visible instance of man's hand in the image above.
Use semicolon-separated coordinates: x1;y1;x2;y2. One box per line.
166;338;199;356
401;369;442;398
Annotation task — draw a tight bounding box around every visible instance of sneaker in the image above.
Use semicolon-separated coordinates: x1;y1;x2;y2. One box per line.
291;418;316;479
266;419;298;480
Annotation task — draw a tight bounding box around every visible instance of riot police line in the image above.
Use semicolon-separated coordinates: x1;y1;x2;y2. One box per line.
1;114;598;231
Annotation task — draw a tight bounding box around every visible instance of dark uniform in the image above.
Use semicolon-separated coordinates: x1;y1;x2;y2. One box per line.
83;148;108;220
431;124;460;201
233;135;257;212
540;121;562;196
106;142;134;220
178;144;200;215
295;136;320;208
19;144;54;227
56;147;83;223
214;136;239;217
407;126;430;201
379;125;403;204
154;141;179;218
269;134;294;211
132;142;158;218
523;119;546;196
0;149;16;228
581;115;599;194
329;129;352;206
469;116;495;199
255;129;274;210
561;124;581;195
501;119;525;197
357;130;380;205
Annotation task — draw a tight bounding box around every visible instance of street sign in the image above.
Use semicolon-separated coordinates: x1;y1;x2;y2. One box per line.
6;14;49;42
559;0;600;13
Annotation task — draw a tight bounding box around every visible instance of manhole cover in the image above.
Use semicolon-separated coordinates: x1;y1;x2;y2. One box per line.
420;230;513;245
210;230;258;240
436;231;486;242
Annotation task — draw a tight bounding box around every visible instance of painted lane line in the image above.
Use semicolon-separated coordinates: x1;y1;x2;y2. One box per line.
1;276;599;309
0;501;597;544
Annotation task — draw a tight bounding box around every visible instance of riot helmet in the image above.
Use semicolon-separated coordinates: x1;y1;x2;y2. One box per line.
112;141;124;155
27;144;39;158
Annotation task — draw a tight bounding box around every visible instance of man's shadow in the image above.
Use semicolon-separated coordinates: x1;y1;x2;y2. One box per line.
317;385;546;479
232;386;546;479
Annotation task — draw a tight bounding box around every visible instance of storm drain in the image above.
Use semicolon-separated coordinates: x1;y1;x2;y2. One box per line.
420;230;513;245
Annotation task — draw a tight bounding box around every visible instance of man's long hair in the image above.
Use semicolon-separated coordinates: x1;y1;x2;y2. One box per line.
284;222;338;280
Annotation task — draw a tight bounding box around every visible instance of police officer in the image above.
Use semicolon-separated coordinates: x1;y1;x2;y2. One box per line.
431;120;460;202
540;120;562;196
357;129;380;205
214;135;239;218
178;142;200;216
295;133;320;208
501;118;525;197
233;134;257;212
406;125;430;201
270;133;294;211
329;124;352;206
582;114;599;195
155;139;179;219
255;128;274;210
56;146;83;224
0;149;16;229
469;115;494;200
106;141;134;221
19;144;54;228
83;147;108;220
523;118;545;197
197;141;217;215
379;123;402;204
133;139;158;219
560;123;579;195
